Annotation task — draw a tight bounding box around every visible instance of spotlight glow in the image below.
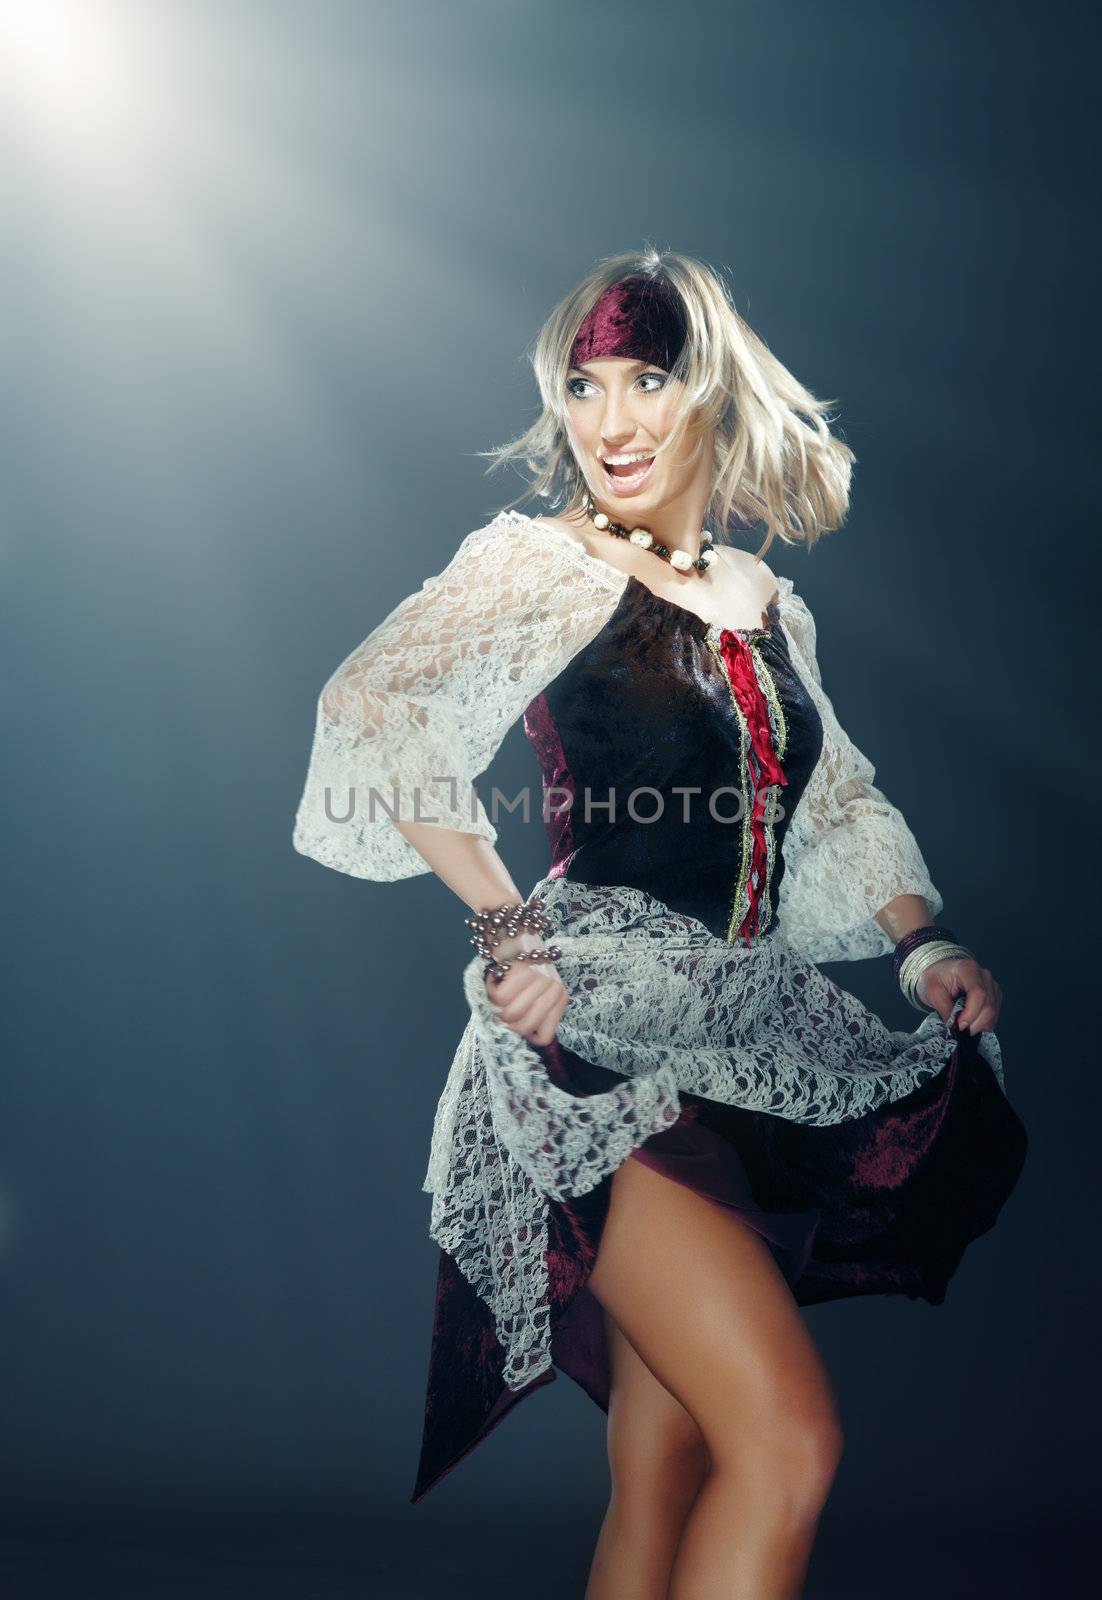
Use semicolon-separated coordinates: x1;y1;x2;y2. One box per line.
0;0;153;151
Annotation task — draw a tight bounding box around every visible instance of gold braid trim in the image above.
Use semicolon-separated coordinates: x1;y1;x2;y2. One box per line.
752;639;788;762
749;640;788;935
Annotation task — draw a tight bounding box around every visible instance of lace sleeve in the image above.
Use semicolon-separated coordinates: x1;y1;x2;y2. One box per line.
776;582;944;962
292;512;625;881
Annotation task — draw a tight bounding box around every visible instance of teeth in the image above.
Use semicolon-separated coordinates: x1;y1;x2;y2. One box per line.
603;451;654;466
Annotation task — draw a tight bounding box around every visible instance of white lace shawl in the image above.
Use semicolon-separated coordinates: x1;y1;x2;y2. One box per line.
292;510;998;1390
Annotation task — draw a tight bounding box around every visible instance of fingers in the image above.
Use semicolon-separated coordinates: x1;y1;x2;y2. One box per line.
955;965;1002;1035
933;991;956;1025
486;965;570;1044
527;987;571;1045
917;970;955;1024
920;958;1002;1035
504;981;569;1045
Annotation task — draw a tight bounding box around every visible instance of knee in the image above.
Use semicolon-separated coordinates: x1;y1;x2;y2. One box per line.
765;1405;845;1514
716;1397;844;1512
778;1406;845;1505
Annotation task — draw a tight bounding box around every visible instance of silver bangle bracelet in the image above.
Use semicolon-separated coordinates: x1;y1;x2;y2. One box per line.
898;940;974;1012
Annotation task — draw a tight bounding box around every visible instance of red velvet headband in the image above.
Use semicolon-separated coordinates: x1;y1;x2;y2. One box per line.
569;274;687;373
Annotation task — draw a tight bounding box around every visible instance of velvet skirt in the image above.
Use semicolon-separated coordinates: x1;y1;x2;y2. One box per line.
411;1024;1027;1503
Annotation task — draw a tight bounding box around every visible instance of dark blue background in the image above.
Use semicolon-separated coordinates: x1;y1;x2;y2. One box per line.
4;0;1095;1592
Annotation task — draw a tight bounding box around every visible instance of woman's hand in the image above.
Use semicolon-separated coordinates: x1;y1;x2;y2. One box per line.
483;928;571;1046
917;955;1003;1036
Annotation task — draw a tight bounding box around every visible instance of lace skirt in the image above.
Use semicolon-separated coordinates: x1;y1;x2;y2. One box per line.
411;1019;1026;1503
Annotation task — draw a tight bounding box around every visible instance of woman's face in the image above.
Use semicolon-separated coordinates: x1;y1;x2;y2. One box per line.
564;357;710;516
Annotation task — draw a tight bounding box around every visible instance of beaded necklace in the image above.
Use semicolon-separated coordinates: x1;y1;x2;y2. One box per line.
581;491;716;575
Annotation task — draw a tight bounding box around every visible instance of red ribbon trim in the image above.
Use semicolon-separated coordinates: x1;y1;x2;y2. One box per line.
715;629;788;945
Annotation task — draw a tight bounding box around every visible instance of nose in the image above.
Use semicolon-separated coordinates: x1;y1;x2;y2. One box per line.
599;388;639;451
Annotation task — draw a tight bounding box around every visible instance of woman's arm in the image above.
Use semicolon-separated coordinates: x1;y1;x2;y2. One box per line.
388;813;569;1045
775;584;945;963
875;890;1002;1035
292;512;621;881
292;512;623;1041
873;893;936;944
778;584;1003;1032
390;816;524;914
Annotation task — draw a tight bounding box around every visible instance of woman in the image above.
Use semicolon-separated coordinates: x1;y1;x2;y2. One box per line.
292;250;1027;1599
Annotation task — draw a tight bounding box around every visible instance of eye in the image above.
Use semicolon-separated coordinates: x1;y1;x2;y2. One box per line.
566;371;667;399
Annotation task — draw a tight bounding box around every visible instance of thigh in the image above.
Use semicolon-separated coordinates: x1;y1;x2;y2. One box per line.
587;1153;840;1466
603;1303;709;1471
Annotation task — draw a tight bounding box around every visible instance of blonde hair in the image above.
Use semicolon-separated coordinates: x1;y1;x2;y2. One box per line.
480;246;856;557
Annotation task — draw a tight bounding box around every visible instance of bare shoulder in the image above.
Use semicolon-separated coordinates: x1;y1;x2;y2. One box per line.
716;543;782;607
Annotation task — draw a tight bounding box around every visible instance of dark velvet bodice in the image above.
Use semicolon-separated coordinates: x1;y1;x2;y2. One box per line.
523;576;825;945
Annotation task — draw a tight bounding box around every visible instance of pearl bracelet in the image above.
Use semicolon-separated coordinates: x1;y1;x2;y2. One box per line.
465;897;562;983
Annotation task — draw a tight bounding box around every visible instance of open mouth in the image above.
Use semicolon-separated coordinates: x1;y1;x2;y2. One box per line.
602;454;656;493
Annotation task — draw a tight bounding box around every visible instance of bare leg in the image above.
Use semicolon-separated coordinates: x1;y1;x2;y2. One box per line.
585;1304;711;1600
585;1154;844;1600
